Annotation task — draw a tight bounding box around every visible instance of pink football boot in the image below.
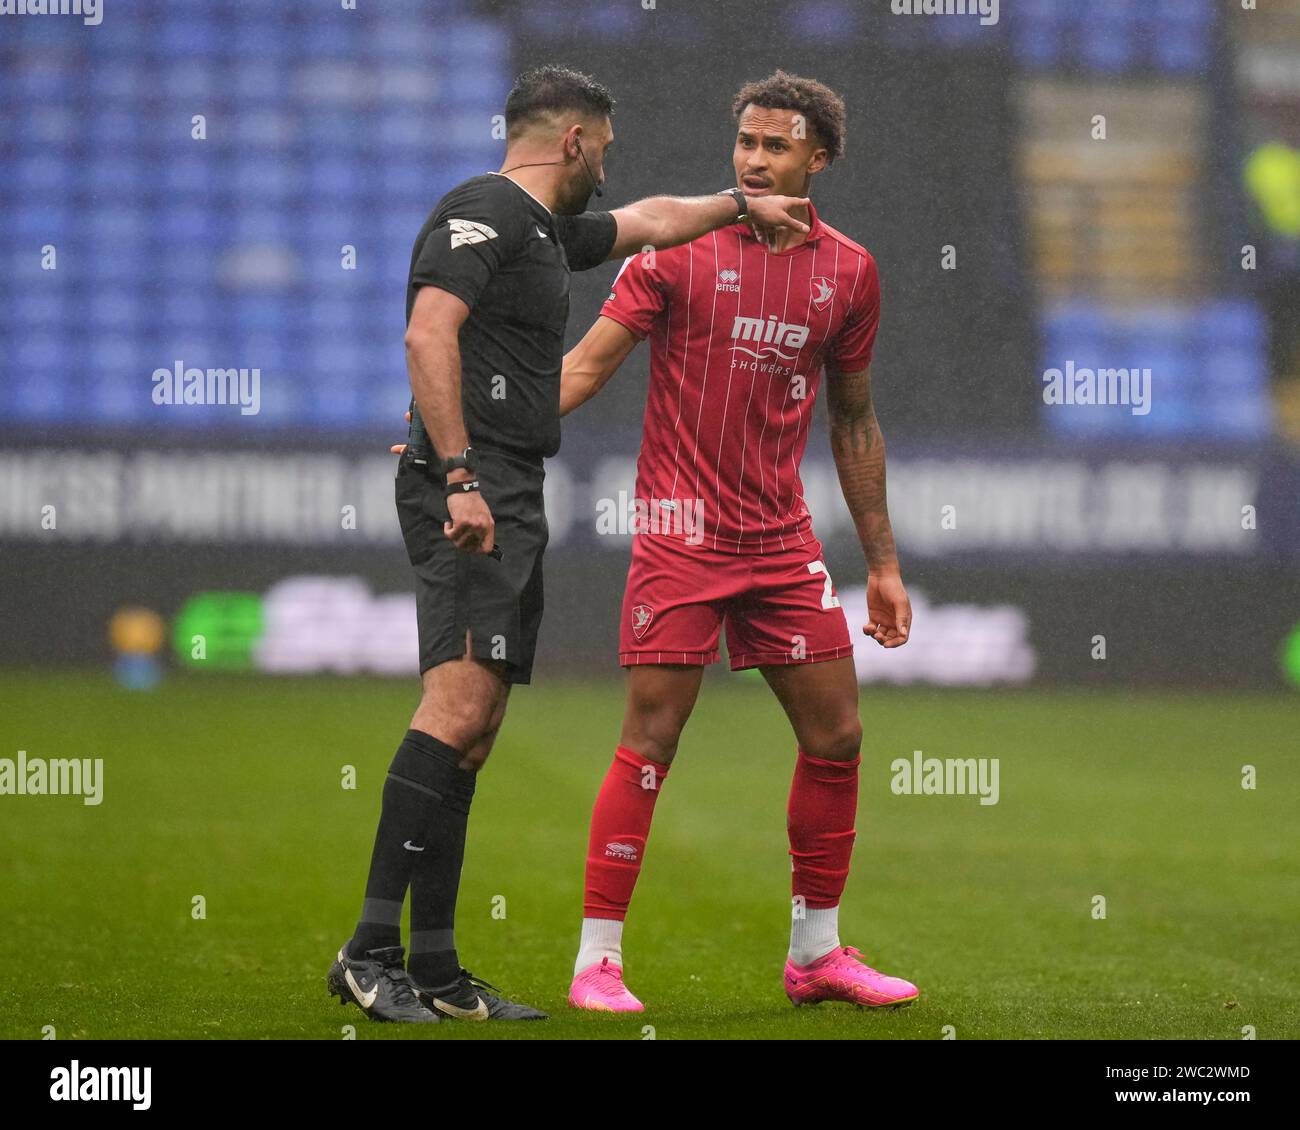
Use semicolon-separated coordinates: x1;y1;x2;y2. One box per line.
568;957;645;1012
785;946;919;1009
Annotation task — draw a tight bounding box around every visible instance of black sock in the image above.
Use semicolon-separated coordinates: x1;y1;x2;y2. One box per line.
348;730;462;957
407;745;477;990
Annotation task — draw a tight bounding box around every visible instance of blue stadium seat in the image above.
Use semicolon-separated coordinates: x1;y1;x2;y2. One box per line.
88;65;147;101
1207;395;1271;438
90;367;151;424
13;353;71;420
160;19;223;58
1155;30;1210;74
1042;300;1270;439
16;294;66;327
310;379;369;427
16;155;69;193
87;160;146;195
1199;300;1265;346
88;208;146;243
161;156;218;198
1080;23;1139;73
20;109;78;147
11;205;69;242
302;21;355;56
443;20;510;61
1155;0;1213;27
163;61;222;103
161;293;212;331
89;294;143;331
0;4;508;430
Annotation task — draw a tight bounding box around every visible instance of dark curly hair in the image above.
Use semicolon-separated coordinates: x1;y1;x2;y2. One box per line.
505;66;615;139
731;70;847;163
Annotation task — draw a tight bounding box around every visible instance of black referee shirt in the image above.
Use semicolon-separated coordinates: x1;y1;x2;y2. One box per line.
405;172;618;461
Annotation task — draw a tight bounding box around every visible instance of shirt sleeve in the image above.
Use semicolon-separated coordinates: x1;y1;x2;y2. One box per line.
553;210;618;272
828;253;881;373
409;180;525;311
598;249;670;339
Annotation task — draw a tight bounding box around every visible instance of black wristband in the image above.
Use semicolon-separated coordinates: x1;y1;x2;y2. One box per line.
444;478;481;498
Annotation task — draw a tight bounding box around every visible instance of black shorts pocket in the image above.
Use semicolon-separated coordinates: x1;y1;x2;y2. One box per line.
395;461;448;568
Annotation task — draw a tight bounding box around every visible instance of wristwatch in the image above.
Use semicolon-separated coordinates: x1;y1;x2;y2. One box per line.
720;187;749;222
435;446;478;477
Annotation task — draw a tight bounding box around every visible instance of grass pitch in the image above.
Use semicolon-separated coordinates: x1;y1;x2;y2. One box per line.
1;672;1296;1040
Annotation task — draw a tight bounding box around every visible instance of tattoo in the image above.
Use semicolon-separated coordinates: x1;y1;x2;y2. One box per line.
827;363;898;572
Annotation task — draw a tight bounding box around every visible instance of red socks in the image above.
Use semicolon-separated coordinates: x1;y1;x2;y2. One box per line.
583;746;856;919
788;748;859;909
583;745;669;920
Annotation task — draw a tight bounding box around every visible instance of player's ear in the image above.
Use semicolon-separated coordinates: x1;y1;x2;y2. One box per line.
807;147;829;176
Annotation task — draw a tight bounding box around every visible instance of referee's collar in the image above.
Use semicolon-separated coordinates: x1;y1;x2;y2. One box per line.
736;197;824;247
487;170;551;215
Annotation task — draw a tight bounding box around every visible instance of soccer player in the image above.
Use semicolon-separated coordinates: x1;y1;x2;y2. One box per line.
329;66;812;1023
559;72;920;1012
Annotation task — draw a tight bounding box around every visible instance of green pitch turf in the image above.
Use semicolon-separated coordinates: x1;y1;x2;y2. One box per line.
1;671;1296;1040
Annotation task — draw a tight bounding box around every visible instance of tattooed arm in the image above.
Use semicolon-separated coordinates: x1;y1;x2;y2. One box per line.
825;359;911;648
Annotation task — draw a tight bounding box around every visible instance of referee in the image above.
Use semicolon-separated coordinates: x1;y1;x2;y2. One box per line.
327;66;811;1022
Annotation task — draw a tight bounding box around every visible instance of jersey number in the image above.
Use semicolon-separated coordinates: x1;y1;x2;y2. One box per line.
806;560;841;610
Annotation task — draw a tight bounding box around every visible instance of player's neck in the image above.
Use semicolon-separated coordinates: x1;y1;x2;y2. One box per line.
759;198;813;252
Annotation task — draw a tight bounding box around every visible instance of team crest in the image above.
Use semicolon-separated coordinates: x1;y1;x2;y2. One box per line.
810;276;836;311
631;603;654;640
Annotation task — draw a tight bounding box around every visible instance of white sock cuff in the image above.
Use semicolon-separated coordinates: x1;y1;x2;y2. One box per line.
575;916;625;976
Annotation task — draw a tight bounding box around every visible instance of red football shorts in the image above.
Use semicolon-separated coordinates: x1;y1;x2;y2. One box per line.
618;532;854;670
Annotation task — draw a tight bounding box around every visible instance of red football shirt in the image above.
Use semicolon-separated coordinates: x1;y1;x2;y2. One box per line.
600;201;881;554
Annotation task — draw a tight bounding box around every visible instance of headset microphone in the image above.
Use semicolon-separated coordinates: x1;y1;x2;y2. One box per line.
576;139;603;198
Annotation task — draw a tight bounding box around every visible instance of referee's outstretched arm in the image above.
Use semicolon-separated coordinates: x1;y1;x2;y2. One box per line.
604;190;811;261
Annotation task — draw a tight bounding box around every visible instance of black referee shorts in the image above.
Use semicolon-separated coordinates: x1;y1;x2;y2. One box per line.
394;446;548;685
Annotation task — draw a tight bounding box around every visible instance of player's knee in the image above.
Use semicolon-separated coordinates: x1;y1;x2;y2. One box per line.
413;694;497;755
803;715;862;762
459;736;494;774
622;704;686;764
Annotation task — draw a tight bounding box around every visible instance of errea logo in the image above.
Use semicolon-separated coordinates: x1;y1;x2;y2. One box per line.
717;268;740;293
448;219;499;249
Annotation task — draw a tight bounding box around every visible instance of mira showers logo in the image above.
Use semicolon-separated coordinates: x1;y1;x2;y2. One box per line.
0;0;103;25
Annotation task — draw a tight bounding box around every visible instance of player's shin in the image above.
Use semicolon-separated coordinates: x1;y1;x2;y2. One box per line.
349;730;465;956
403;734;477;990
787;748;860;966
575;745;669;973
